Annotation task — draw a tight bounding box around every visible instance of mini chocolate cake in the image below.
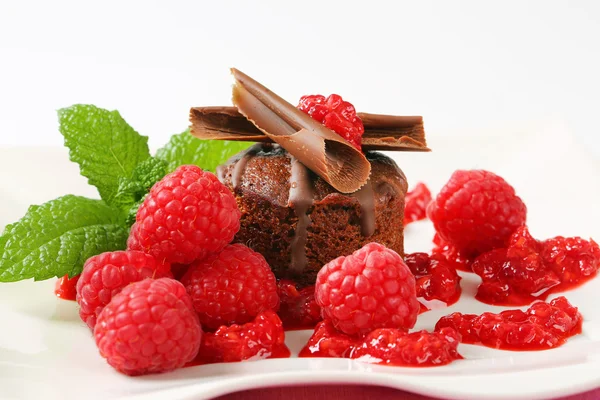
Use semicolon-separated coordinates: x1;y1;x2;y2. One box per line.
217;143;408;286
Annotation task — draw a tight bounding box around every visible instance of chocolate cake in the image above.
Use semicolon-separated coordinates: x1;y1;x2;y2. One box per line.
217;143;408;286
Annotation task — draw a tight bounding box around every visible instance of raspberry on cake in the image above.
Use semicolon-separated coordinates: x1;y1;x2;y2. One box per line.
76;250;172;329
297;94;364;150
128;165;241;265
315;242;420;336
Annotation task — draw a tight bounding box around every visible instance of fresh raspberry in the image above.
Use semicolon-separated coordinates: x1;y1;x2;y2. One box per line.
181;244;280;330
404;252;461;305
76;251;172;329
298;94;364;150
350;327;462;366
55;274;80;301
128;165;240;265
277;280;322;330
542;236;600;283
404;183;432;225
472;227;600;305
299;320;462;366
427;170;527;257
94;278;202;376
435;296;582;350
197;310;289;363
315;242;420;336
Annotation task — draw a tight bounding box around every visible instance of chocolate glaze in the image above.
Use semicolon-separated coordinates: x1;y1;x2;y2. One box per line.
352;180;376;237
287;156;314;273
230;145;262;189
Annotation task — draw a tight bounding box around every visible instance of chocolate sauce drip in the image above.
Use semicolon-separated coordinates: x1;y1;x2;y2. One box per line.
288;155;314;274
353;180;376;237
229;144;262;189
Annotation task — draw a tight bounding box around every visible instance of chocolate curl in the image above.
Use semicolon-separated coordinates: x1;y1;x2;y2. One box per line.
229;68;371;194
190;107;429;151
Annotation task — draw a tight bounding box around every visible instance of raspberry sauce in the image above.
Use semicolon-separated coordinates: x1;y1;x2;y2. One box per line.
472;227;600;306
299;320;462;367
435;296;582;350
54;274;79;301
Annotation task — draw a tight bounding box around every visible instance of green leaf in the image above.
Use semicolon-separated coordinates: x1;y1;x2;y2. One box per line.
111;157;167;212
0;195;128;282
58;104;151;204
156;130;251;173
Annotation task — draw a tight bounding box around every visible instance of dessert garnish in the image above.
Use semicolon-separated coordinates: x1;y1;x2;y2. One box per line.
297;94;365;150
192;310;289;365
435;296;582;350
472;226;600;305
403;182;432;225
181;244;280;330
277;280;321;330
404;252;461;310
315;243;420;336
190;108;428;151
229;68;371;193
299;319;461;367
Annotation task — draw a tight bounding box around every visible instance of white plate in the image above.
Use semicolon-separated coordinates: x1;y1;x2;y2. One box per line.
2;123;600;400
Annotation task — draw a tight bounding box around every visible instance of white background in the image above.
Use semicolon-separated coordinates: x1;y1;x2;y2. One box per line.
0;0;599;159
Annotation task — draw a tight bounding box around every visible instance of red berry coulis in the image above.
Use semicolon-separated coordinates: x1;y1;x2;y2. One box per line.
299;320;462;367
404;183;432;225
405;252;462;311
472;227;600;306
54;274;79;301
432;234;475;272
435;296;582;350
277;280;322;330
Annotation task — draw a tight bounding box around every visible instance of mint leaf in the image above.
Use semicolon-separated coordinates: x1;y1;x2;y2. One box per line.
112;157;167;212
58;105;151;204
156;130;251;173
0;195;128;282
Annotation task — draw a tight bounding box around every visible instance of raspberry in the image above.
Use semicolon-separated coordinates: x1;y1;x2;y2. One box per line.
76;251;172;329
350;327;461;366
315;242;420;336
298;94;364;150
277;280;322;330
94;278;202;375
55;274;80;301
181;244;280;330
427;170;527;257
472;226;600;305
404;252;461;305
128;165;240;265
196;310;289;363
435;296;582;350
404;183;432;225
299;320;462;366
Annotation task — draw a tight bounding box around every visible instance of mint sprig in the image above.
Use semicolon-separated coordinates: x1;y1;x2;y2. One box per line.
0;196;128;281
156;129;250;173
59;105;151;206
0;104;251;283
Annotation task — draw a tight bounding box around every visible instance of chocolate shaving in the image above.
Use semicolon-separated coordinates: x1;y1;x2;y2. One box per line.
190;107;428;151
226;68;371;193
